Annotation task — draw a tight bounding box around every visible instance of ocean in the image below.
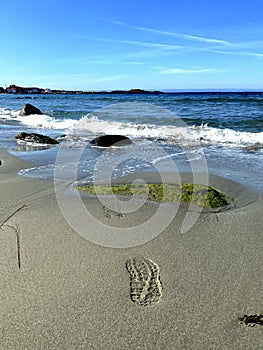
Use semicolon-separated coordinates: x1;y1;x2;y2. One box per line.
0;92;262;191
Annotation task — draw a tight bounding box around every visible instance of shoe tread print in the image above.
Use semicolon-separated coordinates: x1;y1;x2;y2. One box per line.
126;257;163;306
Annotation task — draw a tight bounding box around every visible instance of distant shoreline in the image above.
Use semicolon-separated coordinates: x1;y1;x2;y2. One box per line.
1;85;263;95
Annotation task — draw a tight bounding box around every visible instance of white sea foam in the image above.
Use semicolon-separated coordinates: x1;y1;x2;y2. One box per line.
0;108;77;129
71;115;263;147
1;108;262;148
191;124;263;147
0;108;16;119
16;113;77;129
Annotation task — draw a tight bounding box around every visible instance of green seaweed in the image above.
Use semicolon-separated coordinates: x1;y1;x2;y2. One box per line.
78;183;229;209
15;132;26;139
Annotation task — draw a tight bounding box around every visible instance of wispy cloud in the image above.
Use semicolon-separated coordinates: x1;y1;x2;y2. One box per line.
206;48;263;59
81;35;184;50
81;21;263;64
156;67;226;74
118;39;183;50
29;73;125;82
232;40;263;49
100;18;263;59
48;52;146;66
100;18;231;46
89;75;125;82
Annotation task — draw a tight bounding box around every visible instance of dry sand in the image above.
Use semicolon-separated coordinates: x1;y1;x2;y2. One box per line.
0;148;262;349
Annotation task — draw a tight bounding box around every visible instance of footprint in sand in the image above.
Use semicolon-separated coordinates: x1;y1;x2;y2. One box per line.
126;257;163;306
103;205;125;220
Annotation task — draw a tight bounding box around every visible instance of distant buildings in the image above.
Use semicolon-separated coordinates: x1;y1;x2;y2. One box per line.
0;84;74;94
7;85;20;93
0;85;52;94
0;84;163;95
3;85;44;94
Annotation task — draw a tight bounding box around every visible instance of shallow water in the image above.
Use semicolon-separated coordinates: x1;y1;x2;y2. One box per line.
0;92;262;191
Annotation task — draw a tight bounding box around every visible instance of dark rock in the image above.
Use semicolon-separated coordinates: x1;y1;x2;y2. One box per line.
19;103;43;116
240;314;263;325
15;132;59;145
244;142;263;152
90;135;132;147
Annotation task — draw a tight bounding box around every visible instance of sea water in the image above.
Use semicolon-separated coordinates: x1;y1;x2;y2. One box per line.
0;92;262;191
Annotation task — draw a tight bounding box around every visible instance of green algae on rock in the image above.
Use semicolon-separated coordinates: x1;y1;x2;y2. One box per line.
78;183;229;209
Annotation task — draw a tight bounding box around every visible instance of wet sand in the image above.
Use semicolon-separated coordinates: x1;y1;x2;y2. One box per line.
0;148;262;349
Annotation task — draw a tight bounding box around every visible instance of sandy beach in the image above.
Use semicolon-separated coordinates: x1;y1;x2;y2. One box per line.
0;147;263;349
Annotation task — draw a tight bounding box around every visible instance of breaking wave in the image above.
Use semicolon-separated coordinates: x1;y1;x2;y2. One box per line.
1;107;262;149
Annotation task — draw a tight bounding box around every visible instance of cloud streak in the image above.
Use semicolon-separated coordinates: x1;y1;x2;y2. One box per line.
101;18;231;46
119;39;184;50
207;48;263;59
90;75;125;82
81;35;184;50
156;67;226;74
100;18;263;59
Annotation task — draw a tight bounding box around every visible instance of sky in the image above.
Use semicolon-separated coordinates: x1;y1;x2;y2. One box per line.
1;0;263;91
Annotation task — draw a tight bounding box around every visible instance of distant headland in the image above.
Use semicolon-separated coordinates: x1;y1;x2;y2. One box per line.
0;85;163;95
1;85;262;95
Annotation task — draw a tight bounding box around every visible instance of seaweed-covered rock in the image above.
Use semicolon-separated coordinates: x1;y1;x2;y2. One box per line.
90;134;132;147
78;183;229;209
19;103;43;116
15;132;59;145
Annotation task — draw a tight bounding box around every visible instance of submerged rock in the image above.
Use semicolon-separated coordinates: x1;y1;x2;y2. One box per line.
244;142;263;152
19;103;43;116
90;134;132;147
15;132;59;145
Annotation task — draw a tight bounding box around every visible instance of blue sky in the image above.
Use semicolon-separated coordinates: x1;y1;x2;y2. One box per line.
1;0;263;91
